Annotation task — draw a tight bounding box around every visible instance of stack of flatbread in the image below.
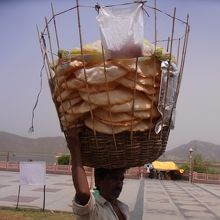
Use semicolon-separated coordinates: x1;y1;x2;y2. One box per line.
51;45;163;134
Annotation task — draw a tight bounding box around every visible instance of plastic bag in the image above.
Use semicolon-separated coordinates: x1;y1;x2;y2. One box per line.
96;3;144;59
155;61;179;133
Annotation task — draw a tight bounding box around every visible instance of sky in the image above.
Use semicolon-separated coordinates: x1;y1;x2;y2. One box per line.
0;0;220;150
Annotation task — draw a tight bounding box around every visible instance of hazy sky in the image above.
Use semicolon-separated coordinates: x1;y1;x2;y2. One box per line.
0;0;219;150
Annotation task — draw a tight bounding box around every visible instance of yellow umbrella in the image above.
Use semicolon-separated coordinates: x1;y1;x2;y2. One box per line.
152;161;180;171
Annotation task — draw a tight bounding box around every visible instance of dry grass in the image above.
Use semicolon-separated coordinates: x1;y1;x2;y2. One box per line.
0;207;75;220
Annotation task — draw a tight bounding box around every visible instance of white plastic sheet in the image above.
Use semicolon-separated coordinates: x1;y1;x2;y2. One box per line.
155;61;179;133
19;161;46;186
96;3;144;59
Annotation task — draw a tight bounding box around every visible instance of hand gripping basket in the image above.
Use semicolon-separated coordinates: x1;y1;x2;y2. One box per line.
38;1;190;169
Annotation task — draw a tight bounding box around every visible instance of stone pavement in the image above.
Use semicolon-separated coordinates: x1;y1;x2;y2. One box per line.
143;179;220;220
0;171;220;219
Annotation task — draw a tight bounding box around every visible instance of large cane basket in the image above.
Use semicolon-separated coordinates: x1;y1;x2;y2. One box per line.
38;1;190;168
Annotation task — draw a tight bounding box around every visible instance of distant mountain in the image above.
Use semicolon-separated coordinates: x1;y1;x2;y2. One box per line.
161;140;220;162
0;131;68;163
1;131;220;163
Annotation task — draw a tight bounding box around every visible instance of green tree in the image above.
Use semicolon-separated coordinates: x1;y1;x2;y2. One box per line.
193;154;207;173
180;163;189;171
57;154;70;165
180;153;218;174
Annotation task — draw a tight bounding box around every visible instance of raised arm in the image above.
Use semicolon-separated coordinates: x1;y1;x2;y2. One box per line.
65;128;90;205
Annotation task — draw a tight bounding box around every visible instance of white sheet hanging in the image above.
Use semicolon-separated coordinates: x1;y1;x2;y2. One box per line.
96;3;145;59
19;161;46;186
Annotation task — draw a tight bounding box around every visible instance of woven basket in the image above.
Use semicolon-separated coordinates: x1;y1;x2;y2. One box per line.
76;126;169;169
37;2;190;169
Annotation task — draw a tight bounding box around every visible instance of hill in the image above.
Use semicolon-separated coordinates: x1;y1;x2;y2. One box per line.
1;131;220;163
0;131;68;163
161;140;220;162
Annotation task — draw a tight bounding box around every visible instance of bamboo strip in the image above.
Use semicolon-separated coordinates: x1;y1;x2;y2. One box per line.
148;0;158;139
51;3;60;52
75;0;99;149
160;7;176;139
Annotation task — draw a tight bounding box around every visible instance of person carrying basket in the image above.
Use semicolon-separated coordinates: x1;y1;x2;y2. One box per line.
66;128;129;220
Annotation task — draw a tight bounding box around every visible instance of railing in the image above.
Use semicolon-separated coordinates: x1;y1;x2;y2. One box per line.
0;161;19;170
193;172;220;184
0;161;142;179
0;161;81;175
1;161;220;183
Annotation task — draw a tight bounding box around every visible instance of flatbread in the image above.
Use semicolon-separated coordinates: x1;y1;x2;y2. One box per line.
78;82;118;93
71;54;103;66
118;77;156;95
112;58;140;72
54;75;67;86
55;60;84;76
56;90;76;102
132;108;161;119
85;117;153;134
74;64;127;85
125;72;160;87
53;83;64;99
148;92;160;104
62;77;85;90
79;87;133;106
93;108;134;122
132;120;154;132
105;93;152;112
85;117;129;134
113;57;161;77
97;118;141;126
58;96;82;113
67;101;97;114
138;58;161;77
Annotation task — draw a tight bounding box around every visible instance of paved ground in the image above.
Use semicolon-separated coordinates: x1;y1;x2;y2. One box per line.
0;171;220;219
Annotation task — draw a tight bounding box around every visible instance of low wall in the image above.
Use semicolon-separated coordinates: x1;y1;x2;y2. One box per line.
0;161;141;179
193;172;220;184
2;161;220;183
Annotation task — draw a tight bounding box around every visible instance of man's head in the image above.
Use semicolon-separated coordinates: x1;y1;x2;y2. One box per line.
95;168;126;202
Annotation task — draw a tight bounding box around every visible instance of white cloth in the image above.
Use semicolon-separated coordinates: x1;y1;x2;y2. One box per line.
72;193;129;220
96;3;144;59
19;161;46;185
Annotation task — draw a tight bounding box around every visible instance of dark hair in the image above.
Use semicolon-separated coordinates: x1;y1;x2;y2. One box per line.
94;168;126;190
